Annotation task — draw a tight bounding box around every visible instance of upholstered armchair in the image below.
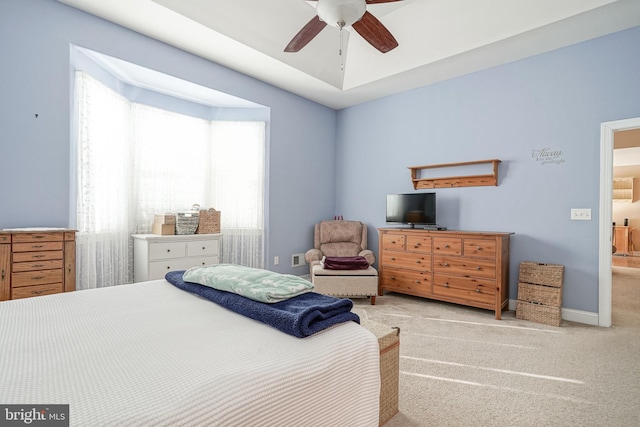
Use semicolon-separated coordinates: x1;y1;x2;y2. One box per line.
305;220;376;273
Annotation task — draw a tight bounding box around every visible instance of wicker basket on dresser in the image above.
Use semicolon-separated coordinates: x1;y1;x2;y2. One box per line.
0;229;76;301
378;228;513;319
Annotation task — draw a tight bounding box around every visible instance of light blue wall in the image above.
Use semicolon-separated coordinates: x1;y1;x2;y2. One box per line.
336;26;640;314
0;0;336;275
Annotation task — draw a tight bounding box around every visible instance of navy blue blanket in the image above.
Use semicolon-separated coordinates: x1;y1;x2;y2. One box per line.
165;270;360;338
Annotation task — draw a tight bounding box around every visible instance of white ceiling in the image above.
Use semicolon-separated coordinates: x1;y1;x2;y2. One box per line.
58;0;640;109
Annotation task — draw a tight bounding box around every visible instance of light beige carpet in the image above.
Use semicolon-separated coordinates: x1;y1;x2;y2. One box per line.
351;267;640;427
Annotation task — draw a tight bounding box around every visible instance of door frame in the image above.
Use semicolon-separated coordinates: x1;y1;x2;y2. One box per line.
599;116;640;327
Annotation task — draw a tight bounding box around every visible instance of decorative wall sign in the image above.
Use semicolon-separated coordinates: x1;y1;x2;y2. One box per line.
532;147;565;166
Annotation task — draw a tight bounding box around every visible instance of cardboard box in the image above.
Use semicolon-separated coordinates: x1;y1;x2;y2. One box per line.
152;222;175;235
154;214;176;225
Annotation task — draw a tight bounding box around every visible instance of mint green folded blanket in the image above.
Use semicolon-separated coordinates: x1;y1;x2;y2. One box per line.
182;264;314;303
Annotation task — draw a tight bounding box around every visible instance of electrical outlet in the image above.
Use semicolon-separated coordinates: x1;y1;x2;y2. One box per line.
274;256;279;265
570;208;591;220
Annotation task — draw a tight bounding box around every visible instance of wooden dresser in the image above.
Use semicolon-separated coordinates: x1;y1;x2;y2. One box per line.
378;228;513;319
132;233;222;282
0;229;76;301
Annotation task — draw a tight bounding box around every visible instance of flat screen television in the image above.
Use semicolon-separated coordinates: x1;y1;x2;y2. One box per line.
386;193;437;228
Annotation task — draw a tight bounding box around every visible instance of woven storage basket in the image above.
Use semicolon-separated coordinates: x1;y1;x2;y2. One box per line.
176;212;199;235
516;261;564;327
360;319;400;426
517;282;562;306
516;300;561;326
196;208;221;234
518;261;564;287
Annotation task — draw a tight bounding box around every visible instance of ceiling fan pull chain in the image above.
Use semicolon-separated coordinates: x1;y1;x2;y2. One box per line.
339;26;344;71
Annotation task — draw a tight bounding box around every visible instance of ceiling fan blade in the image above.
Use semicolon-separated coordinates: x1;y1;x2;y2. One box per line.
366;0;403;4
284;16;327;52
352;11;398;53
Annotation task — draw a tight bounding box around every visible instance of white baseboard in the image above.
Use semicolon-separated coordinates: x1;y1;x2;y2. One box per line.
508;299;599;326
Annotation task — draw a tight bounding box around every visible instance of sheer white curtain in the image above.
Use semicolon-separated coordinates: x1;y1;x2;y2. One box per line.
74;72;265;289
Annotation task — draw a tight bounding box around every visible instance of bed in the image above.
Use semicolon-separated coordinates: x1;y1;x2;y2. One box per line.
0;276;380;426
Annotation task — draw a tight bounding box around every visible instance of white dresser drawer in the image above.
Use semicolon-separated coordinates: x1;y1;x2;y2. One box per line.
149;256;219;281
187;240;220;257
132;233;222;283
148;242;186;260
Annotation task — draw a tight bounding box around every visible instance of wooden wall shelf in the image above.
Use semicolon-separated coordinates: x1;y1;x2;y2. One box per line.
408;159;501;189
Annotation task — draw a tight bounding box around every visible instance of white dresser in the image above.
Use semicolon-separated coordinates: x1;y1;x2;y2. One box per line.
132;233;222;282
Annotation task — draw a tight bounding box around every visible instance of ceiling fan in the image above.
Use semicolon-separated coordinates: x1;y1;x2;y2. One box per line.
284;0;402;54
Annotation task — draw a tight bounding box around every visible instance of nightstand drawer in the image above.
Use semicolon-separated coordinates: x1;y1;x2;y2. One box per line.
11;232;64;243
433;274;495;305
149;242;187;260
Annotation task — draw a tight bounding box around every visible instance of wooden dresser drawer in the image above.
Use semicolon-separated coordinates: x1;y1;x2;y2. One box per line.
433;274;495;305
12;269;64;287
149;242;187;260
12;282;63;299
406;236;432;254
381;233;406;251
433;237;462;256
463;238;496;258
0;235;10;244
12;241;64;252
382;252;431;271
433;256;496;279
13;250;64;263
11;232;64;243
12;259;63;272
381;268;431;294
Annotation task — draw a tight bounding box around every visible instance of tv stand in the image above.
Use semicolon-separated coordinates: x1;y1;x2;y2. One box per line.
378;228;513;319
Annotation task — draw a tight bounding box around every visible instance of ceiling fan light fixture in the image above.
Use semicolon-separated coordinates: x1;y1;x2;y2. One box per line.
316;0;366;28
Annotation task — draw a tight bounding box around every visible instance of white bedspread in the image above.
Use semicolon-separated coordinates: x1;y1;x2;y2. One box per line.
0;280;380;426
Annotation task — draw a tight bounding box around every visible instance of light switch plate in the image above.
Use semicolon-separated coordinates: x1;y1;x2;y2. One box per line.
571;208;591;220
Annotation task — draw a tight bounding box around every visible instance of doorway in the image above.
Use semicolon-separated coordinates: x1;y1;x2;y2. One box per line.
599;116;640;327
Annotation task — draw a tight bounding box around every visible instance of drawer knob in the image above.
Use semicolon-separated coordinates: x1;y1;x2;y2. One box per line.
202;246;206;250
476;246;481;250
444;283;449;288
444;244;450;248
443;262;449;267
1;269;4;280
415;280;420;284
475;289;481;293
391;240;396;244
415;242;421;247
390;275;396;280
416;260;421;264
391;257;396;261
167;249;171;253
166;266;171;270
476;266;481;271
